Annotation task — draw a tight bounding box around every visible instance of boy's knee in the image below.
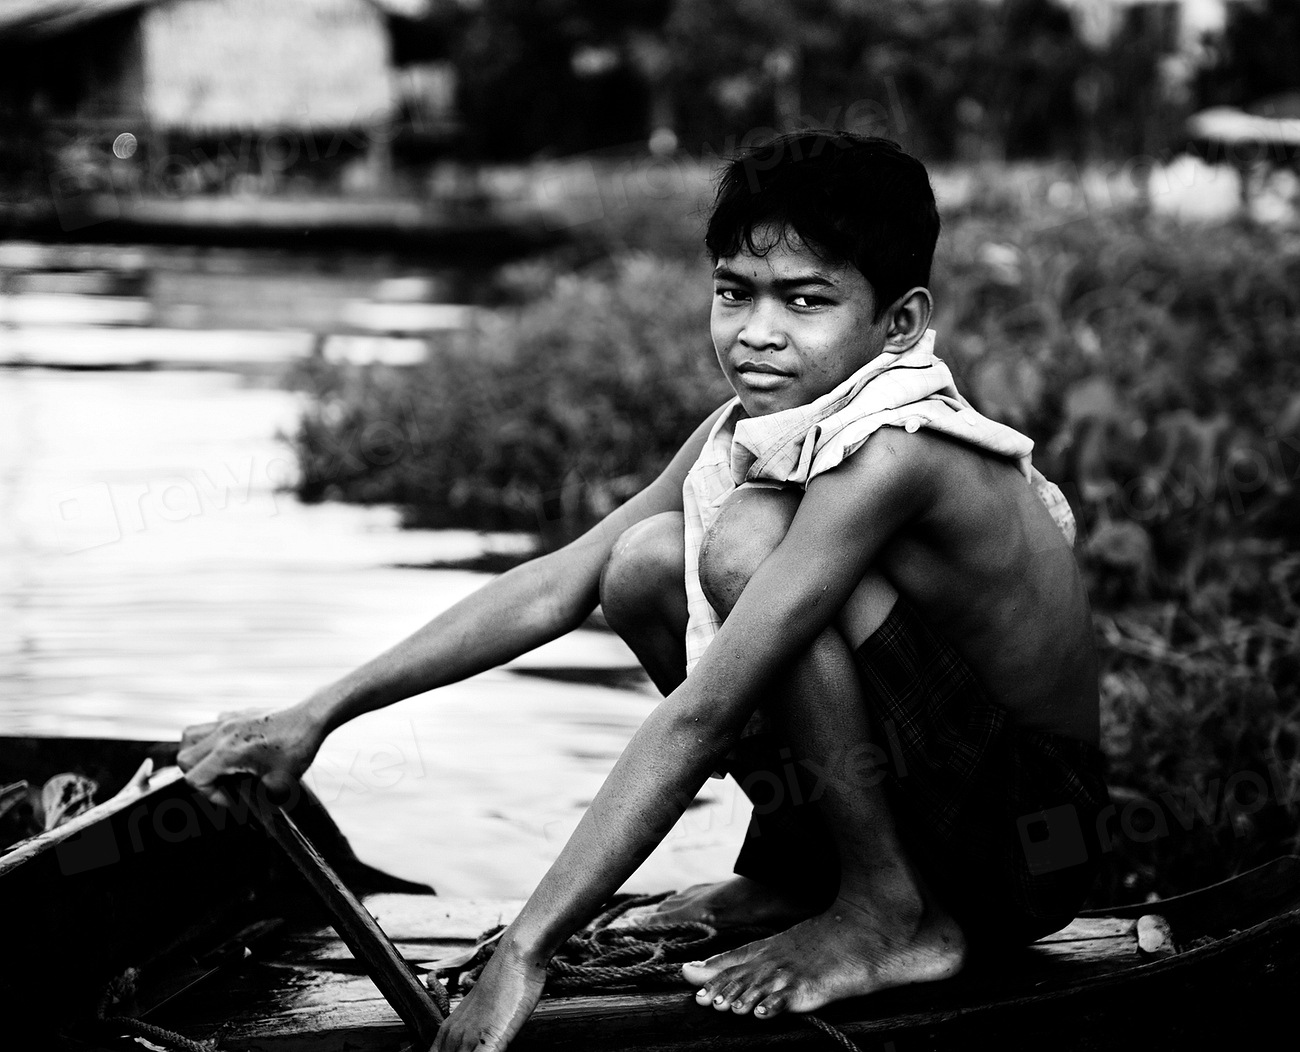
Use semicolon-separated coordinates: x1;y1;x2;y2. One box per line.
699;486;800;615
600;512;684;627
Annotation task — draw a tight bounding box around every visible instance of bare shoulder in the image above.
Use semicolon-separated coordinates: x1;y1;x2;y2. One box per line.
809;426;962;530
875;428;1067;548
823;426;947;495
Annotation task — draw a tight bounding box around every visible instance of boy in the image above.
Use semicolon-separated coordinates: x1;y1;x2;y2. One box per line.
179;133;1106;1051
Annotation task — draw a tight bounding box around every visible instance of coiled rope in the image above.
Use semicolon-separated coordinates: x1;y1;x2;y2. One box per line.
96;967;217;1052
446;892;864;1051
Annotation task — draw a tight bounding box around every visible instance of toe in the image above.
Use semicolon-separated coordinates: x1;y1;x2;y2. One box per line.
729;983;767;1016
690;965;738;1009
753;991;789;1019
682;949;739;986
711;973;748;1011
681;960;717;986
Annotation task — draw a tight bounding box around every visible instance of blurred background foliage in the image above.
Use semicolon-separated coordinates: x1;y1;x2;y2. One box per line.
4;0;1299;908
448;0;1300;162
290;174;1300;904
283;0;1300;911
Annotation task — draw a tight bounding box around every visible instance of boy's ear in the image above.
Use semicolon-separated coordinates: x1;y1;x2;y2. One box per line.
881;287;933;352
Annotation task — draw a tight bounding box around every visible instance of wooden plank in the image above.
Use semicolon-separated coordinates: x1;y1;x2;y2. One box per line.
169;909;1144;1052
165;918;1300;1052
1024;938;1142;967
362;894;523;941
282;937;472;966
1038;916;1136;943
154;892;1300;1051
250;792;444;1047
275;896;519;969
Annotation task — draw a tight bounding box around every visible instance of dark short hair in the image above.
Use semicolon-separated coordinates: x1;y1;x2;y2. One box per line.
704;132;940;319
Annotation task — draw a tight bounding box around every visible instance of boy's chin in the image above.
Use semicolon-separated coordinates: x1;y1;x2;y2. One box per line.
735;388;814;417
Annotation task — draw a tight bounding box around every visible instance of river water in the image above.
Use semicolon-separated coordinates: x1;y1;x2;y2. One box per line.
0;365;746;897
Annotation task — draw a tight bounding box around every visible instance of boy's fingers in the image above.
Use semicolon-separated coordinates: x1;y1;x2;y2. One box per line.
217;708;267;723
178;720;219;755
185;758;240;811
183;747;253;798
176;739;212;774
185;771;232;810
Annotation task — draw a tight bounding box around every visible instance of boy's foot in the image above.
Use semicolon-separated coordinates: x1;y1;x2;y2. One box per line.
680;888;965;1018
614;876;820;931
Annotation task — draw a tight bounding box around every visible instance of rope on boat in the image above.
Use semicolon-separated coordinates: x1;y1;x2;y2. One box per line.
99;1015;216;1052
446;892;865;1052
95;966;218;1052
805;1013;868;1052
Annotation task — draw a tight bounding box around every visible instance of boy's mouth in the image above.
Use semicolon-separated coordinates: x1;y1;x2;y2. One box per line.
735;361;793;390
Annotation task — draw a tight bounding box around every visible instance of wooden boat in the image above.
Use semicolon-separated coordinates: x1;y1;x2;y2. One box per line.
5;735;1299;1051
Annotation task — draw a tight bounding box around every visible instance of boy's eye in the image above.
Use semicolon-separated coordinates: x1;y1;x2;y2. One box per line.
790;294;828;309
715;287;748;303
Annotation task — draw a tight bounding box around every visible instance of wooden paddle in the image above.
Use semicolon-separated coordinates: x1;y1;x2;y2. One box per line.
242;782;445;1047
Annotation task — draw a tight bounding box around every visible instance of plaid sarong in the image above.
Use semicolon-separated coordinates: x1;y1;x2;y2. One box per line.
730;594;1108;950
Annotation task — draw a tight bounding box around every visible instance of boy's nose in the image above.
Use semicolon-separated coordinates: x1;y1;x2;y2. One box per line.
738;302;788;350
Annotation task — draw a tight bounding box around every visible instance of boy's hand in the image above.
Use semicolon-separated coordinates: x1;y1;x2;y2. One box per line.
431;938;546;1052
178;705;324;808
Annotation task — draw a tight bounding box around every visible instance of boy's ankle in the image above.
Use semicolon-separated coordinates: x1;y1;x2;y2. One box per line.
837;861;927;922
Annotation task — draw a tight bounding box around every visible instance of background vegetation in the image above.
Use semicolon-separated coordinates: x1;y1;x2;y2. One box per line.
289;166;1300;906
284;0;1300;912
452;0;1183;161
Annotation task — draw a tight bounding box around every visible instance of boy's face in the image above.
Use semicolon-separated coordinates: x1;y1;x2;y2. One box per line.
711;226;890;416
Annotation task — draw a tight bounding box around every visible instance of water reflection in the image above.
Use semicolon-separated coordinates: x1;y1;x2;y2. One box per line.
0;367;745;896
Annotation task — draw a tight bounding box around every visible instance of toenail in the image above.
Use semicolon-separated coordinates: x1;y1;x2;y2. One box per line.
755;1006;767;1015
696;989;707;998
713;995;725;1004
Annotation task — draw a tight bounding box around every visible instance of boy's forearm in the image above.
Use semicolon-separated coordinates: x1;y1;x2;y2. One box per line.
493;509;871;962
306;551;599;735
501;691;737;960
507;604;813;959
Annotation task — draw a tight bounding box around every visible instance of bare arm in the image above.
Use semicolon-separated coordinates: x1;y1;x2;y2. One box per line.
179;405;729;802
433;432;933;1051
503;432;931;959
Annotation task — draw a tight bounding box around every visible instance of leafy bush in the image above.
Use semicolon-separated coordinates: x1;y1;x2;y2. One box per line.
930;211;1300;904
290;199;1300;906
290;254;730;544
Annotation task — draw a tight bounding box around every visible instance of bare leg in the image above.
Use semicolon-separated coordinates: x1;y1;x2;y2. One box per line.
599;512;689;695
681;489;966;1017
600;512;823;930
